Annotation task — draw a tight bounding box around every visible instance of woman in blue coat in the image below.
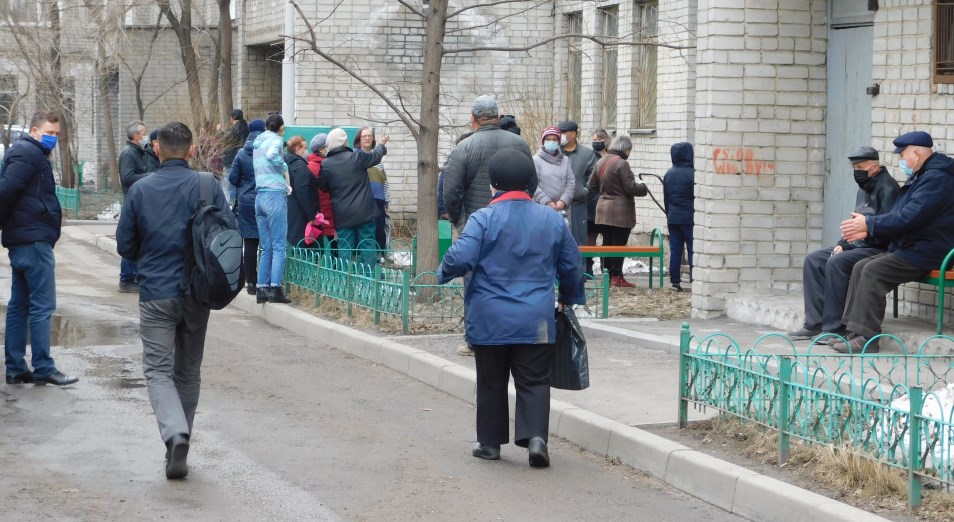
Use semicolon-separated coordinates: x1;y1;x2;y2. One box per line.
228;119;264;294
438;149;585;468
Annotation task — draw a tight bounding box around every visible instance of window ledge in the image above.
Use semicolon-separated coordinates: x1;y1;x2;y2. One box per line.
628;128;657;136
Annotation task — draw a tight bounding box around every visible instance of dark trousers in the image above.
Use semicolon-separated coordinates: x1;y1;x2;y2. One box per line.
120;256;138;284
243;238;259;286
585;222;604;275
668;223;693;285
601;225;632;277
140;297;210;443
843;252;927;339
374;200;388;251
802;246;882;332
472;343;553;447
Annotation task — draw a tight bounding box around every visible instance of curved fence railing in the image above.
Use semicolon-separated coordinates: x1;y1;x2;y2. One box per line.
678;324;954;508
283;243;610;333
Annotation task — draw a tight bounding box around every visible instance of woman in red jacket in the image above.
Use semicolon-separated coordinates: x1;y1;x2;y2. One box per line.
307;133;336;248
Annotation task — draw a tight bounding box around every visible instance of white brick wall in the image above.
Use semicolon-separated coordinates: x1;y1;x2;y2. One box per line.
692;0;828;318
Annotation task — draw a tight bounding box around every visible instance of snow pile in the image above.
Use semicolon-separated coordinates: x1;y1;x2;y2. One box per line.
97;202;122;220
589;257;667;276
389;251;412;268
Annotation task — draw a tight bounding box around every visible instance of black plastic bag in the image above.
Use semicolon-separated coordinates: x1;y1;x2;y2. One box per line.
551;307;590;390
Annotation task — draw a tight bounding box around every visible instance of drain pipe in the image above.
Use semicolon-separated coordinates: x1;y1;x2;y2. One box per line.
281;0;296;124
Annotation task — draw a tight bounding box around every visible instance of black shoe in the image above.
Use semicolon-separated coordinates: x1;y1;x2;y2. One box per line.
118;281;140;294
671;283;683;292
33;371;79;386
246;283;256;295
256;287;270;304
270;286;292;304
5;371;33;384
165;434;190;479
472;443;501;460
787;327;821;341
528;437;550;468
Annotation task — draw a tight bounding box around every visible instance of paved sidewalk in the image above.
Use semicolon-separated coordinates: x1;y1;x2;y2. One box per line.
63;222;891;522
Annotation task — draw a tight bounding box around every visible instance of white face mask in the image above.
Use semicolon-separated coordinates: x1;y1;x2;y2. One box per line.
139;133;150;147
560;134;568;146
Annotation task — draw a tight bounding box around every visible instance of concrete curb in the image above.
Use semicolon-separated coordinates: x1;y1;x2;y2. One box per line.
69;227;889;522
579;320;680;354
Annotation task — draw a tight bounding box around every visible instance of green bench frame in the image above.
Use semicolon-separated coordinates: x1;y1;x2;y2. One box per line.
891;248;954;335
579;227;665;288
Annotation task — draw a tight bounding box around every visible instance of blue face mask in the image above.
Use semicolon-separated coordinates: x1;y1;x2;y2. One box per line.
899;159;914;177
37;134;57;152
543;141;559;154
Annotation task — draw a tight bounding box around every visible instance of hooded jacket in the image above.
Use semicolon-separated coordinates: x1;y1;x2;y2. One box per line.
252;130;287;192
0;135;62;248
662;142;695;226
836;166;900;251
867;152;954;271
228;130;261;238
438;192;586;345
316;145;386;230
285;151;319;245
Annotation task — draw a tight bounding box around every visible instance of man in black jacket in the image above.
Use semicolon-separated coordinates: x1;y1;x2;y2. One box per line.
117;121;235;479
118;120;152;293
789;146;900;343
0;111;79;386
663;142;696;292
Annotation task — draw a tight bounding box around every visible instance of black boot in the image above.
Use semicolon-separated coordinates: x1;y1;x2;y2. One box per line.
246;282;256;295
270;286;292;304
256;286;270;304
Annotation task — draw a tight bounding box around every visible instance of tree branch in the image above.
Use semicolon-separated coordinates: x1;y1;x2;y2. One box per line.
289;0;419;140
447;0;532;19
395;0;425;19
446;0;547;34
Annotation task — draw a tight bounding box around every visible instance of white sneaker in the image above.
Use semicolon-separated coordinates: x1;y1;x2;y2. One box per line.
457;344;474;357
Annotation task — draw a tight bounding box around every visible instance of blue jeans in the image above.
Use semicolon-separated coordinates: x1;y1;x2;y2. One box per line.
5;242;58;378
668;223;693;285
255;190;288;287
120;256;138;283
336;220;377;268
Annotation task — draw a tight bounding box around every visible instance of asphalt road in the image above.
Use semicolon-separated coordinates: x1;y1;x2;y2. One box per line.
0;232;743;521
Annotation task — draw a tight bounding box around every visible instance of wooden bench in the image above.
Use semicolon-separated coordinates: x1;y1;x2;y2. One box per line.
891;248;954;335
578;227;665;288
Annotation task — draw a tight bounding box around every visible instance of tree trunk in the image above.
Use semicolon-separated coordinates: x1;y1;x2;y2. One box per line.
414;0;448;275
98;43;120;192
162;0;208;132
48;2;74;188
218;0;234;120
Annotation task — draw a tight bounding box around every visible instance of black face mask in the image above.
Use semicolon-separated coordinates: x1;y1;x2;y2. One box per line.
854;169;876;190
592;141;606;152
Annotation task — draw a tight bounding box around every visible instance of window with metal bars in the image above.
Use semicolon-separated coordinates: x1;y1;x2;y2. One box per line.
566;13;583;122
631;0;658;129
600;7;619;128
936;0;954;83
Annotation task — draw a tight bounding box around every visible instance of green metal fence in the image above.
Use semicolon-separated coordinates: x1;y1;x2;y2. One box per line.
55;186;80;218
678;325;954;508
283;243;610;333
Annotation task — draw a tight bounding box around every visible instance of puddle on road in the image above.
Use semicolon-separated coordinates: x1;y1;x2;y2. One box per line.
0;305;132;347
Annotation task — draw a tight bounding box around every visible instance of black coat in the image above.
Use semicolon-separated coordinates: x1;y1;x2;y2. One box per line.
837;167;900;251
316;145;386;230
663;142;695;226
0;135;62;248
868;152;954;271
285;151;319;245
143;144;161;172
119;141;150;195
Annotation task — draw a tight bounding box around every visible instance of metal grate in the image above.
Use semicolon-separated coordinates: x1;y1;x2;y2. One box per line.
600;7;619;128
936;1;954;82
567;13;583;122
632;1;658;129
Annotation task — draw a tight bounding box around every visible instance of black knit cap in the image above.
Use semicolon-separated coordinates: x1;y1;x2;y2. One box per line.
489;149;534;191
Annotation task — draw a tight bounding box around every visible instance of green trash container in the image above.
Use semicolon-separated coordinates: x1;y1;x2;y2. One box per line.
438;219;452;262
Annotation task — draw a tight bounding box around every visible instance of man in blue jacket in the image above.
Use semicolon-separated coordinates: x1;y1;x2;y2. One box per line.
439;149;585;467
0;111;78;386
117;121;235;479
663;142;695;292
837;131;954;353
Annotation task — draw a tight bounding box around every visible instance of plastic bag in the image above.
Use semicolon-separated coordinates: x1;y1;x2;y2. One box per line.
551;307;590;390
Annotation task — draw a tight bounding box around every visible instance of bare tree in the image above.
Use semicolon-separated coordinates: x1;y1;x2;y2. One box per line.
290;0;691;274
217;0;234;120
157;0;210;131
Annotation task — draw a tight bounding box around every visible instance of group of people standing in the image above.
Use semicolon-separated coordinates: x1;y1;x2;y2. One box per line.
225;114;391;304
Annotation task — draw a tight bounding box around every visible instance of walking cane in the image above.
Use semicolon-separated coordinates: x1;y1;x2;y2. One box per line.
637;173;667;215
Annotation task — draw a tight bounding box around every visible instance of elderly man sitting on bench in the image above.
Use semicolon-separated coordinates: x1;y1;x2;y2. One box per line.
835;131;954;354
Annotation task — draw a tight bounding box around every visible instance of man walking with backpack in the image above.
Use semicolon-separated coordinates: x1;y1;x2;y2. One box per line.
117;121;238;479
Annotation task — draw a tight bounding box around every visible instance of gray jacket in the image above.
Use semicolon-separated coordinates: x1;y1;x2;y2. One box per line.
532;149;575;206
442;124;534;228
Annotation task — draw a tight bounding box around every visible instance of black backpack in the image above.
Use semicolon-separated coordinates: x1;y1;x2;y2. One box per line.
181;173;245;309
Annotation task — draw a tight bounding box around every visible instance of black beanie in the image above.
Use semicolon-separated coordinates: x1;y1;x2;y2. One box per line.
489;149;533;191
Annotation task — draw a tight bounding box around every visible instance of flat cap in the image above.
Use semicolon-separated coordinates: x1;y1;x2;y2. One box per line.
892;131;933;154
557;120;578;132
471;95;498;117
847;146;879;163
